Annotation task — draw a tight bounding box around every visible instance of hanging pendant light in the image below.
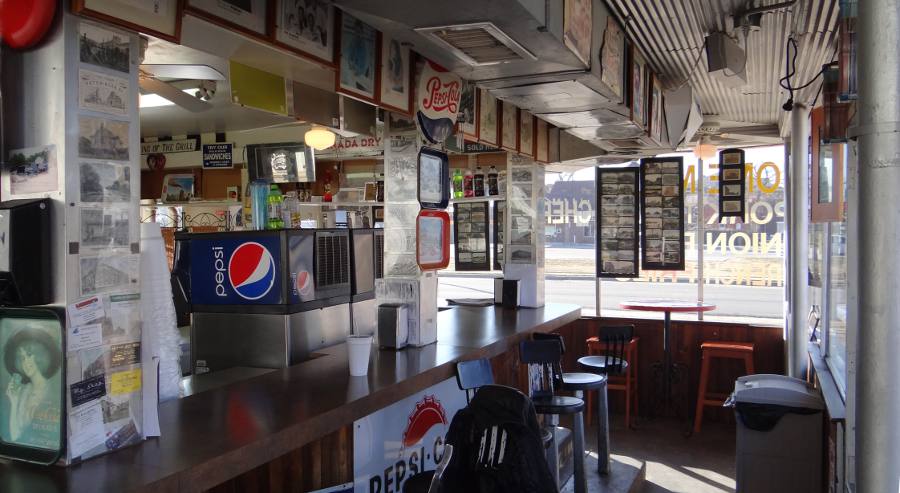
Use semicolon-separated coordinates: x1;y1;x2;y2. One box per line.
693;135;718;161
304;126;336;151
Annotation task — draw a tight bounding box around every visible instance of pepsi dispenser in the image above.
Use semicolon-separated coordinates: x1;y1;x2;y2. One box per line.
349;229;376;336
177;229;352;373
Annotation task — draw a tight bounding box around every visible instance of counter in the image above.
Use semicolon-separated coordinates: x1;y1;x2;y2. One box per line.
0;303;580;493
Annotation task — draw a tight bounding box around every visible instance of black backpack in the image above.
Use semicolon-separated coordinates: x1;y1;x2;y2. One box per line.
439;385;557;493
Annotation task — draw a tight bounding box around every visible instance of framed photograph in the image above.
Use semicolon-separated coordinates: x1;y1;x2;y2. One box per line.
563;0;592;66
535;118;549;162
337;11;379;103
186;0;267;37
596;167;640;278
649;73;664;144
161;173;195;202
74;0;182;43
493;200;505;270
80;207;130;248
478;88;499;146
718;147;746;221
454;202;490;271
629;46;648;129
79;69;129;117
501;101;518;151
416;210;450;270
811;107;845;223
363;182;378;202
457;81;478;140
599;17;626;101
78;117;129;161
80;162;131;203
640;157;685;271
519;110;535;157
6;145;59;196
273;0;335;65
78;22;130;74
379;33;413;115
418;147;449;210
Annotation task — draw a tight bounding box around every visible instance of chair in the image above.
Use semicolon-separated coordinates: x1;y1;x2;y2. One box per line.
693;341;755;433
520;339;588;493
402;445;453;493
580;325;635;428
455;358;494;404
584;330;639;429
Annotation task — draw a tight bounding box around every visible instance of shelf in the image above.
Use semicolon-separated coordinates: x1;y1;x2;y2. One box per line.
296;201;383;207
449;195;504;204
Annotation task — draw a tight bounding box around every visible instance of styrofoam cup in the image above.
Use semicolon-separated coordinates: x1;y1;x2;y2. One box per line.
347;335;373;376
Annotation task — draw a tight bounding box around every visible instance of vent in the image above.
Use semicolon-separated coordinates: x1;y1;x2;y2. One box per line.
416;22;536;66
374;232;384;279
316;232;350;289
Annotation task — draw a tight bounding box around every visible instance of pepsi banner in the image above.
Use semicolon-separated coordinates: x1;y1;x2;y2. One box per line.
189;234;284;305
416;60;461;144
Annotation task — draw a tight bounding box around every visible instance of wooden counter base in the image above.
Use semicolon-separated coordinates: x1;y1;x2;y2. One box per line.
0;304;580;493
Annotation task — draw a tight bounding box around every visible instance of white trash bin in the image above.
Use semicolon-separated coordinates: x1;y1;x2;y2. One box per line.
727;374;824;493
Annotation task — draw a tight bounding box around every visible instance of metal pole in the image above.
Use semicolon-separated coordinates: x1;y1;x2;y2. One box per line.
856;1;900;490
697;158;705;321
787;103;810;378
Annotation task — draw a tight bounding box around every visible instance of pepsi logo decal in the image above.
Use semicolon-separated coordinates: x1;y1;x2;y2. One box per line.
402;395;447;448
295;270;313;296
228;242;276;300
416;60;461;144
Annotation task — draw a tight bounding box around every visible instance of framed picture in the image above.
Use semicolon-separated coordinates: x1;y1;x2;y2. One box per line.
596;167;639;278
493;200;505;270
457;81;478;140
500;101;518;151
273;0;335;66
811;107;845;223
599;17;626;102
186;0;267;37
454;202;490;271
640;157;685;271
161;173;195;202
379;33;413;115
73;0;182;43
563;0;592;66
478;89;499;146
519;110;535;157
416;210;450;270
336;11;379;103
418;147;449;210
718;148;747;221
629;46;648;130
649;73;664;144
363;182;378;202
535;118;549;163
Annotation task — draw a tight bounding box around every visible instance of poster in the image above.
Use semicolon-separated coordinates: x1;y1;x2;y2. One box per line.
599;17;625;100
457;81;478;138
79;254;139;296
339;12;377;101
478;89;498;145
7;145;58;195
718;148;747;220
631;49;647;128
79;69;129;116
80;162;131;203
501;101;518;151
453;202;489;271
187;0;267;35
379;34;411;114
640;157;685;270
78;117;130;161
276;0;334;63
161;174;195;202
596;167;639;277
519;110;534;156
0;317;63;451
79;22;130;73
650;75;663;143
80;207;130;249
564;0;592;66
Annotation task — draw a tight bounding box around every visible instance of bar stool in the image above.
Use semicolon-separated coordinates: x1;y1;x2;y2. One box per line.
585;333;639;429
579;325;634;428
533;332;610;474
693;341;755;433
520;339;588;493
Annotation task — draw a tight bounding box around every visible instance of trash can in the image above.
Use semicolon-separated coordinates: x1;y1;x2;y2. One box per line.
727;374;824;493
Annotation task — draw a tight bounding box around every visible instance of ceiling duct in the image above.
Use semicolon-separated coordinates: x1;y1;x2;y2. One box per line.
415;22;537;66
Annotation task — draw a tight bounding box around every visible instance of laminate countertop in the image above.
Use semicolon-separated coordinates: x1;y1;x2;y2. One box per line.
0;303;581;493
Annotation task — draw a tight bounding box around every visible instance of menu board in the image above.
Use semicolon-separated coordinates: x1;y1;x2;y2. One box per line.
640;157;685;271
493;200;505;270
718;148;746;221
453;202;490;271
597;168;640;277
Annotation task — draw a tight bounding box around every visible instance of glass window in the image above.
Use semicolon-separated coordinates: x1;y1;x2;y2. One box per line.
825;144;850;392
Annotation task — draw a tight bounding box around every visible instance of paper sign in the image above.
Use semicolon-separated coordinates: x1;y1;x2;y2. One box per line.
110;342;140;367
202;143;233;168
71;374;107;407
67;323;102;353
68;296;104;327
69;402;106;457
110;368;142;395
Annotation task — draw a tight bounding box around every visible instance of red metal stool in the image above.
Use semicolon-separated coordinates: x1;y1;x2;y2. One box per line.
585;336;639;429
693;341;755;433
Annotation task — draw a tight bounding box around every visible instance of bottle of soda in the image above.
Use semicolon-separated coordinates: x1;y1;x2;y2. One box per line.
487;165;499;196
473;166;485;197
452;169;464;198
463;169;474;198
267;184;284;229
249;180;269;230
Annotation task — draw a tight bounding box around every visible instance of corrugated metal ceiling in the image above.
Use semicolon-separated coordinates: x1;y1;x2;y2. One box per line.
605;0;839;138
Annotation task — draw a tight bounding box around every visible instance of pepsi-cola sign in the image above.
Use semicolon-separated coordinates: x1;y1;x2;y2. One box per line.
416;60;461;144
189;235;284;305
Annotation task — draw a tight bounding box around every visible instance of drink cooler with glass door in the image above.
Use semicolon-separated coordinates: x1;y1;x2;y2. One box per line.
174;228;380;373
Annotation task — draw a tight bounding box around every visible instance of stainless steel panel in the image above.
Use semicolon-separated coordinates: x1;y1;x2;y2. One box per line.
292;81;340;127
351;298;377;336
490;81;612;114
287;304;351;362
541;108;631;129
341;96;378;137
567;123;645;141
192;312;289;372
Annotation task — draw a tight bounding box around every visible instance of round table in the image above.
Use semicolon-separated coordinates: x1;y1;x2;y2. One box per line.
619;300;716;415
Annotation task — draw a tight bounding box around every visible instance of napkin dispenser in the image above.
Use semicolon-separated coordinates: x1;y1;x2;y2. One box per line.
493;278;520;308
377;303;408;349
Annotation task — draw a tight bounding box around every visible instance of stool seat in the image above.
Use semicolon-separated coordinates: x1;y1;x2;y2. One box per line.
577;355;629;374
532;395;585;415
561;372;607;391
701;341;754;352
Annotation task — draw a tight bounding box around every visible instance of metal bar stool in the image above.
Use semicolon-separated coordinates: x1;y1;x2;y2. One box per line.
693;341;755;433
520;339;588;493
533;332;611;475
585;334;639;429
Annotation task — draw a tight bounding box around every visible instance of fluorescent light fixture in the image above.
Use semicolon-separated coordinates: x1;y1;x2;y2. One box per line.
304;126;336;150
139;93;175;108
